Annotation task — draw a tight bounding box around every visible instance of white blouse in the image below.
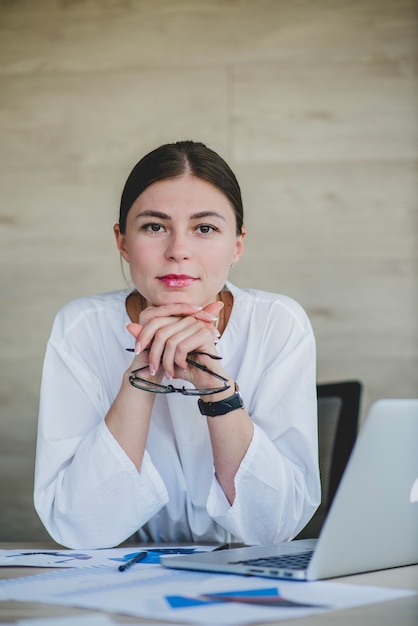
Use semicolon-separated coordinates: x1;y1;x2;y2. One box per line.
34;282;320;549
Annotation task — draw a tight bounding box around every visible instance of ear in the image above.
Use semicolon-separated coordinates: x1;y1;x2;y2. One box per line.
113;224;130;262
231;226;246;267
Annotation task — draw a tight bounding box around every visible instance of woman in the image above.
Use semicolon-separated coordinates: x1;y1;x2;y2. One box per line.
34;140;320;549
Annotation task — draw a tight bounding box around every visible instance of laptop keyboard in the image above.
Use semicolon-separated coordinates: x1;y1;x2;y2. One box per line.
231;550;314;570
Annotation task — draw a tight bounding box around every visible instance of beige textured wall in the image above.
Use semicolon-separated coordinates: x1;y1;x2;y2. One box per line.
0;0;417;540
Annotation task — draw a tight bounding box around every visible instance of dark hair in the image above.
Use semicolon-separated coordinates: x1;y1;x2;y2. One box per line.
119;141;244;235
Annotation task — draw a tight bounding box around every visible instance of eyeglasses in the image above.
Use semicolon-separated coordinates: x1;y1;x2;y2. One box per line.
128;350;230;396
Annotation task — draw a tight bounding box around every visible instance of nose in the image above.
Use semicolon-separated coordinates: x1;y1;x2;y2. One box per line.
165;231;191;262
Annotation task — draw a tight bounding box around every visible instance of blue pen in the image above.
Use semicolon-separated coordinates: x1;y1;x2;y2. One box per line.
118;551;147;571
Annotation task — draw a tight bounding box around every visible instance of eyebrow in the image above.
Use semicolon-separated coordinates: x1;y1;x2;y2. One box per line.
135;210;226;221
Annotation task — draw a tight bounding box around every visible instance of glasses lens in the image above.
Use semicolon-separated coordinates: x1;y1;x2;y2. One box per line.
128;372;168;392
129;361;230;396
129;375;229;396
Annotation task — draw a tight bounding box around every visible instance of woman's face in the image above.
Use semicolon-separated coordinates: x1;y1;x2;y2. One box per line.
114;173;245;308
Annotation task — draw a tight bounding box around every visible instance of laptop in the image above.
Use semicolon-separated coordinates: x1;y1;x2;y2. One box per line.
162;399;418;580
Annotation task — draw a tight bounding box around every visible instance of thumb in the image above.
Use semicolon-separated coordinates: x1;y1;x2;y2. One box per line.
203;300;224;317
125;322;143;339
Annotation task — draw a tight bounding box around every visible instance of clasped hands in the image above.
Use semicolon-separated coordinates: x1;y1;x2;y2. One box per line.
126;300;226;389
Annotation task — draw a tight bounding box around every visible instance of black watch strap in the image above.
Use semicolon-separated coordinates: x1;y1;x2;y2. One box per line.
198;383;244;417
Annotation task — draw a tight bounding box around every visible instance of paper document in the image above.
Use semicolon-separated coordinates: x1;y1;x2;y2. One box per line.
18;616;119;626
0;560;414;625
17;616;157;626
0;544;213;568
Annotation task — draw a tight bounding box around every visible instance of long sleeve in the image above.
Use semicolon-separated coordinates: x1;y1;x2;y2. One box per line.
34;339;170;548
34;293;170;548
206;286;320;544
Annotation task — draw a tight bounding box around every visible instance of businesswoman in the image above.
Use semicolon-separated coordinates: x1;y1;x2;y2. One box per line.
34;140;320;549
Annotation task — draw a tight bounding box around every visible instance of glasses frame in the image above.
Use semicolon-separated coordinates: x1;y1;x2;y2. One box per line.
128;350;231;396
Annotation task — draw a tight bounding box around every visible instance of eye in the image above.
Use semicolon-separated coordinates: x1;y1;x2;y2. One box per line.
196;224;218;235
143;222;165;233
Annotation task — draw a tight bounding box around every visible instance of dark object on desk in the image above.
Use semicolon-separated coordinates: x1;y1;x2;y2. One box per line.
297;380;362;539
118;551;147;571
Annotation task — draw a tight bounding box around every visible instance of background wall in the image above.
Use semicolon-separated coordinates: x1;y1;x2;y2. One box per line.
0;0;417;541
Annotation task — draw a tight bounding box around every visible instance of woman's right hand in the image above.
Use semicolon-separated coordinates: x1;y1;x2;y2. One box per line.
126;301;224;382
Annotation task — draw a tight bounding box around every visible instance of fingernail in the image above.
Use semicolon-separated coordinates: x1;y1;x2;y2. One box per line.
192;305;203;310
134;342;141;355
149;364;156;376
199;312;218;321
165;371;172;380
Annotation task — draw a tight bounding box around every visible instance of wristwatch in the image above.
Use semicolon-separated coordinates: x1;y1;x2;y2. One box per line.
198;383;244;417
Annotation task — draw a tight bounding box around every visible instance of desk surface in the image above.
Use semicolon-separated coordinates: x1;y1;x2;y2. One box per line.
0;543;417;625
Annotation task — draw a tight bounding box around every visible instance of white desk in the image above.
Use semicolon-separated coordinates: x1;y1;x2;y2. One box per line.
0;543;417;625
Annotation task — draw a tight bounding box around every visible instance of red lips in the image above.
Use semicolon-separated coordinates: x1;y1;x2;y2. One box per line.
158;275;197;288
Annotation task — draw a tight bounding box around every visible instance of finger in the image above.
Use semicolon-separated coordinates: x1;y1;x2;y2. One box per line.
145;318;220;377
144;317;196;374
202;300;224;317
139;302;221;325
163;322;218;378
139;303;203;325
138;303;221;353
171;333;226;387
163;324;202;375
193;301;223;324
149;313;219;377
125;322;144;354
126;322;143;338
135;315;183;357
